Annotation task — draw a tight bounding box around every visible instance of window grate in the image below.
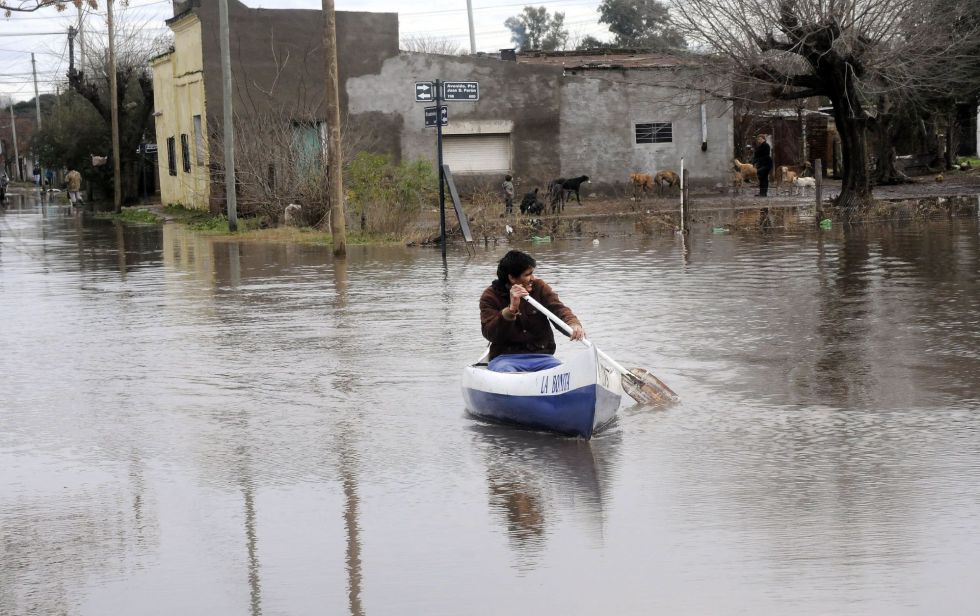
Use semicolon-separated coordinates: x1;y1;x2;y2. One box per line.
635;122;672;144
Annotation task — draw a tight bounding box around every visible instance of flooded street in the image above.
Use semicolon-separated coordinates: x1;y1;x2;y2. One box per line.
2;192;980;615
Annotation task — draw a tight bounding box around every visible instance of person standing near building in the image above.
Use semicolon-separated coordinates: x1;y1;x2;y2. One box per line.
752;134;773;197
66;168;83;207
502;174;515;215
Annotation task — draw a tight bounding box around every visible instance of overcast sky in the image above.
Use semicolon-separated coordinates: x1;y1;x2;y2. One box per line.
0;0;608;105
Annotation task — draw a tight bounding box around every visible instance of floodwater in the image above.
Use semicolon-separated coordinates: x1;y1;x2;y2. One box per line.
2;191;980;616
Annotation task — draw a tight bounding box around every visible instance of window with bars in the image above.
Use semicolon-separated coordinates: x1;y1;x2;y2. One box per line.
180;134;191;172
167;137;177;176
635;122;673;144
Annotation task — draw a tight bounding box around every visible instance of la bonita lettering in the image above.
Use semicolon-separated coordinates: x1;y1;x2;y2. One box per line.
540;372;571;394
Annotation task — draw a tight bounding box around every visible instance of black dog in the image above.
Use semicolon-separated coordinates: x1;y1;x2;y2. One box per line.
548;175;590;213
519;188;544;215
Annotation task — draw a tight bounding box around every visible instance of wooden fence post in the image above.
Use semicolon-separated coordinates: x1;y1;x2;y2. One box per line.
681;168;690;233
814;158;823;221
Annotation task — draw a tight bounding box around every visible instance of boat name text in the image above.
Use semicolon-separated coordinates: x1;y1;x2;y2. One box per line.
540;372;571;394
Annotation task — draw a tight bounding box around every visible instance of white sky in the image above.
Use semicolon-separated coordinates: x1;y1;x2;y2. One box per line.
0;0;610;104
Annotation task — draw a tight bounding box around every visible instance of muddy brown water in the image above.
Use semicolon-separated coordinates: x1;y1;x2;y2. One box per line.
2;193;980;615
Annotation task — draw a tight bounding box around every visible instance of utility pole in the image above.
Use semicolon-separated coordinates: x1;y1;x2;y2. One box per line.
77;4;86;75
322;0;346;256
107;0;122;212
68;26;77;77
218;0;238;231
9;100;20;181
31;53;43;190
466;0;476;54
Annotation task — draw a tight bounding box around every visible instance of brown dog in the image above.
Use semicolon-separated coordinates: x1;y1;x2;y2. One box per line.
629;173;654;198
654;170;680;196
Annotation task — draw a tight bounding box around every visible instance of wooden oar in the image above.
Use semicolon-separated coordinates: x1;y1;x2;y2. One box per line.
522;295;678;405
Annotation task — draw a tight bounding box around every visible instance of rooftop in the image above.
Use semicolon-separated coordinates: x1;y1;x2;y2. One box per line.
517;49;702;70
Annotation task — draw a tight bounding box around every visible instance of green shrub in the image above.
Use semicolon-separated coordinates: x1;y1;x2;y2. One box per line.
345;152;436;235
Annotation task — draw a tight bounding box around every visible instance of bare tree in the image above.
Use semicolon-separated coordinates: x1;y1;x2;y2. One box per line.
400;35;464;56
0;0;96;15
67;4;172;202
670;0;980;209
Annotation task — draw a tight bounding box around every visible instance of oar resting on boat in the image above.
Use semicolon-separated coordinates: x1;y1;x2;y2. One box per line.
522;295;677;406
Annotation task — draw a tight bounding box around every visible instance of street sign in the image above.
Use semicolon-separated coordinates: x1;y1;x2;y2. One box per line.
443;81;479;101
415;81;435;102
424;105;448;127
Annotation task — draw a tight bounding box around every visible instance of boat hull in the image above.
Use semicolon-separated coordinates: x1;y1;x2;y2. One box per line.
461;347;622;439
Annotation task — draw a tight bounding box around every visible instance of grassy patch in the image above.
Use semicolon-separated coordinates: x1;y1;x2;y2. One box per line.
91;207;163;224
159;204;413;244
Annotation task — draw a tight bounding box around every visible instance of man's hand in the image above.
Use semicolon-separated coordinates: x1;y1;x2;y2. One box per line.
509;284;529;312
569;324;586;341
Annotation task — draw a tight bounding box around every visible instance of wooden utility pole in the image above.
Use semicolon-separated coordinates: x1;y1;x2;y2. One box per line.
77;4;86;75
31;53;44;189
322;0;347;257
9;100;20;181
218;0;238;231
107;0;122;212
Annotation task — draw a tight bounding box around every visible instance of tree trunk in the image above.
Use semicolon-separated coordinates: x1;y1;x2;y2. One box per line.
830;108;873;210
945;110;957;169
871;116;913;185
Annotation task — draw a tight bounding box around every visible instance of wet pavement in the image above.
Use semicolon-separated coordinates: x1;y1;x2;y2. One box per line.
2;189;980;615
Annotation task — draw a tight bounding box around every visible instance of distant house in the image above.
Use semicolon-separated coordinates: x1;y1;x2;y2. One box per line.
738;107;837;175
516;50;734;191
151;0;398;211
151;1;734;211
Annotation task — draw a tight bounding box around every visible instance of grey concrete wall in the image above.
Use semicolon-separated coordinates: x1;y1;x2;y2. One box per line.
346;52;564;193
560;67;733;193
193;0;399;123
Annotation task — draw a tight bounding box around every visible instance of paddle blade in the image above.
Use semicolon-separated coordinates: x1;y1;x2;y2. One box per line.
622;368;678;405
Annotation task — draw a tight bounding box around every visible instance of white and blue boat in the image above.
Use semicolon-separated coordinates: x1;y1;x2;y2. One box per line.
461;345;624;439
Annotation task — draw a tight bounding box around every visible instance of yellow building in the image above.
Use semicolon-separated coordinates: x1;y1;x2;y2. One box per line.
150;0;399;213
150;12;210;210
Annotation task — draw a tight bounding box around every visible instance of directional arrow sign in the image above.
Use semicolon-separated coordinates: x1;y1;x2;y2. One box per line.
424;105;448;127
443;81;479;101
415;81;435;102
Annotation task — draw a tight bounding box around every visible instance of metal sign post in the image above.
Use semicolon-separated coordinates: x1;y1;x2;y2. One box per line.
417;79;479;258
436;79;447;258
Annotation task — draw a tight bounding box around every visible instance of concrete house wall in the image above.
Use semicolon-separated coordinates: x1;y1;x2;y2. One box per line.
347;52;564;191
558;67;733;193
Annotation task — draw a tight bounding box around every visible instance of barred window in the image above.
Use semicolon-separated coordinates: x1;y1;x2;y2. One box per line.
180;134;191;172
167;136;177;176
635;122;672;144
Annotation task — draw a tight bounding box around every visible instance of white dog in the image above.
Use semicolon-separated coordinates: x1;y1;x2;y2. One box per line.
284;203;302;226
792;176;816;196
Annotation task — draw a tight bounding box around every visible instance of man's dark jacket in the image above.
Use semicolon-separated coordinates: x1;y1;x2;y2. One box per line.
479;280;581;361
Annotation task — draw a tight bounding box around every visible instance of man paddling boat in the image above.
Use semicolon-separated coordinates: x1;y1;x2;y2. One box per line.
479;250;585;372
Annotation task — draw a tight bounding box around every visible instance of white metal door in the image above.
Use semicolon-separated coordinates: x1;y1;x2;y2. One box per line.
442;134;511;173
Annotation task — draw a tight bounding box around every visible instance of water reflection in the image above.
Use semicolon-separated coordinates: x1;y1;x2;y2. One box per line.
5;199;980;614
471;424;620;571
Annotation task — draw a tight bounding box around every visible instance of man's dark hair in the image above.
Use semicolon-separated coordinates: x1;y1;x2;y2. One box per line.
494;250;536;289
